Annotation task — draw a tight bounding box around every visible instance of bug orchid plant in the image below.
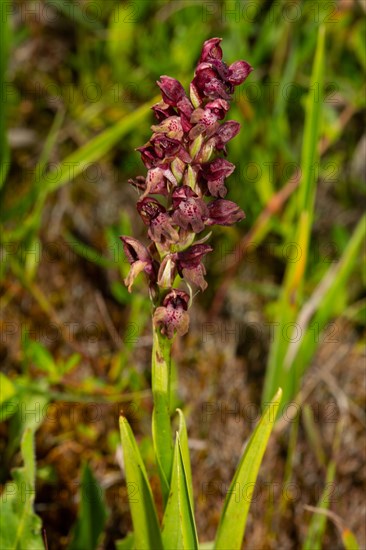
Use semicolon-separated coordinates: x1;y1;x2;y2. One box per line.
119;38;282;550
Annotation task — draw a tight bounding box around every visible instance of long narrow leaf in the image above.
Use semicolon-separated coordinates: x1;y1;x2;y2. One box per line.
177;408;194;511
119;416;163;550
68;463;107;550
215;388;282;549
162;433;199;549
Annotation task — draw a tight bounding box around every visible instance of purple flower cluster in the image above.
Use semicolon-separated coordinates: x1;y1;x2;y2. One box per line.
121;38;252;338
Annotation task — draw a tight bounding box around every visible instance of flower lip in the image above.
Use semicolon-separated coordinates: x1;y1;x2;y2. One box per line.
153;289;190;339
137;197;166;225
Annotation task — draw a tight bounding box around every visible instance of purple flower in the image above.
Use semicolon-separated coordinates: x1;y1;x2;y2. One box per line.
191;38;252;104
120;236;157;292
151;100;176;122
157;76;187;106
122;38;252;336
199;38;223;63
151;116;184;141
137;197;179;244
153;289;190;339
171;186;209;233
175;244;212;290
227;60;253;85
206;199;245;226
199;158;235;197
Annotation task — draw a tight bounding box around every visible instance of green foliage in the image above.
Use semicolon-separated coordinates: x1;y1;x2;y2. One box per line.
0;428;44;549
69;463;108;550
215;389;282;549
161;433;199;549
119;415;163;550
120;389;281;549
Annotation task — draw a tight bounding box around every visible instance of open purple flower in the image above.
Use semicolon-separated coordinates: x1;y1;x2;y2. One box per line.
206;199;245;226
120;236;157;292
175;244;212;290
137;197;179;244
171;186;209;233
153;289;190;339
199;158;236;197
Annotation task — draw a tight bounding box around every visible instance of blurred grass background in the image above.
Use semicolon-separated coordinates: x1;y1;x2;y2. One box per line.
0;0;365;548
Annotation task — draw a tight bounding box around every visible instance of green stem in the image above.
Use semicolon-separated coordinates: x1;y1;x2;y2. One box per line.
151;324;173;506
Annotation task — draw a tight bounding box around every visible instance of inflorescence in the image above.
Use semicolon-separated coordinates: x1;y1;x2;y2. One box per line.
121;38;253;339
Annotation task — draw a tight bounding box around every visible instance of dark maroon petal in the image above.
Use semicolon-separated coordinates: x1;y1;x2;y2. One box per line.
202;158;235;179
157;76;186;106
205;99;230;119
149;213;179;244
175;244;212;290
142;167;177;197
136;143;158;169
137;197;166;225
150;134;192;164
162;289;190;309
153;289;190;339
120;236;151;264
172;201;208;233
200;158;235;196
151;100;176;121
227;60;253;85
177;96;194;132
177;243;213;264
120;236;157;292
214;121;240;151
206;199;245;226
171;186;209;233
199;38;223;63
171;185;198;207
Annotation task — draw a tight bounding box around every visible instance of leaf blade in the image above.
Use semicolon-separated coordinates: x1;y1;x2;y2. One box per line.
215;388;282;549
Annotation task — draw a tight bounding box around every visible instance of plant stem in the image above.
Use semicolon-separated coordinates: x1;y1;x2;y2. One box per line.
151;324;174;506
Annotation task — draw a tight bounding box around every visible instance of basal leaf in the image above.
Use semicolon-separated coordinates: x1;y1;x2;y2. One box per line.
162;433;199;550
119;415;163;550
215;389;282;549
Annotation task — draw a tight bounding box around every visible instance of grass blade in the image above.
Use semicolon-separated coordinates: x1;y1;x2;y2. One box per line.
262;26;326;406
69;463;108;550
214;388;282;549
119;415;163;550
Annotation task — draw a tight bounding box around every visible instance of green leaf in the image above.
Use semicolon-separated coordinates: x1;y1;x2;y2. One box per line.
302;460;336;550
215;388;282;550
0;428;44;549
68;463;107;550
342;529;360;550
119;415;163;550
23;337;58;380
115;533;135;550
0;372;16;404
162;433;199;550
176;408;194;511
